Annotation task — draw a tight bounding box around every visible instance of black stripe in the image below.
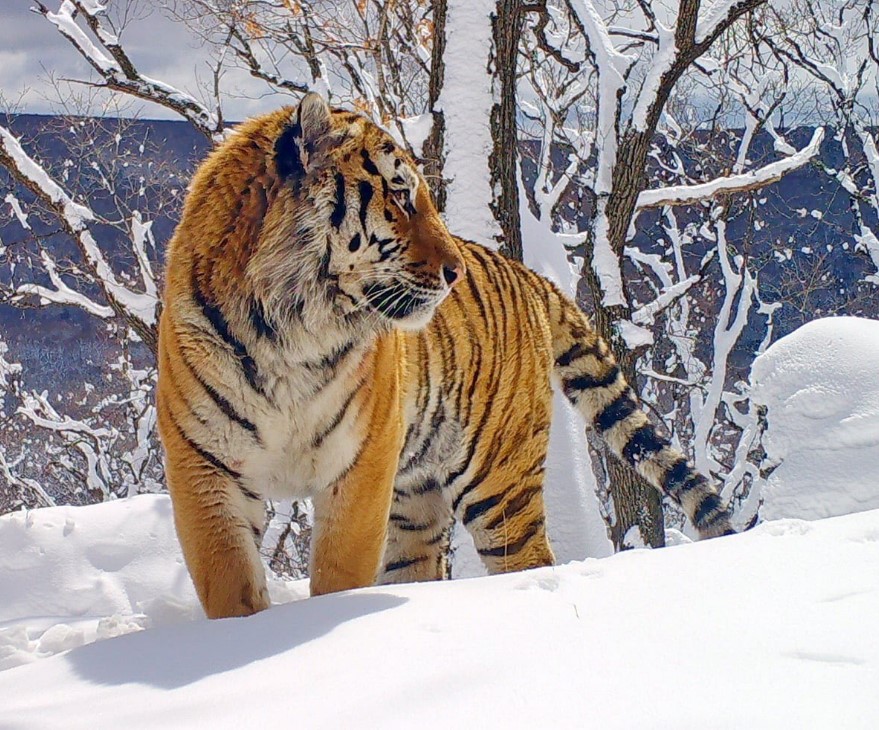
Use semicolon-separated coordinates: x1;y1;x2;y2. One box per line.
161;348;209;427
449;401;501;512
165;405;241;481
594;388;637;432
348;233;362;252
412;478;442;495
191;273;263;396
304;339;355;371
556;342;596;368
465;267;490;324
463;493;504;525
361;149;379;175
384;555;427;572
317;246;332;283
331;173;346;228
389;514;434;531
358;180;374;228
484;485;542;530
477;518;544;558
426;530;448;546
275;119;303;181
621;424;665;465
249;297;278;341
400;397;444;473
240;485;261;501
193;369;260;439
563;366;620;398
662;458;692;496
312;382;361;449
693;492;724;526
176;338;259;440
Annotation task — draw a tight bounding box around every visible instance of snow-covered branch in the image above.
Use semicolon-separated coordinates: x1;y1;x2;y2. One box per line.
0;123;159;350
631;273;702;326
636;128;824;210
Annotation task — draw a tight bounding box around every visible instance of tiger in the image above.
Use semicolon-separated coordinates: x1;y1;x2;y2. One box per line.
157;93;734;619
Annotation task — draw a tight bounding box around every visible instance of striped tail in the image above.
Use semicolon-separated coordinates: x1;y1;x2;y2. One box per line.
543;280;734;539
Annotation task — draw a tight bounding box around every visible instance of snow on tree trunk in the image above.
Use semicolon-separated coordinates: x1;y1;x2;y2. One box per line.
435;0;503;246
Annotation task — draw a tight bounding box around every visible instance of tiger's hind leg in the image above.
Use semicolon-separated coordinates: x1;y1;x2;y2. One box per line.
452;430;556;575
379;477;454;584
159;406;269;619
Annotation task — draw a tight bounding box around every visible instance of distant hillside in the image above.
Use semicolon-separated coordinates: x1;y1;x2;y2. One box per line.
1;114;877;396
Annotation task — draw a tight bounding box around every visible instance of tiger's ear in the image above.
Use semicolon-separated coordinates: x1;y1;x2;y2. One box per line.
275;92;331;180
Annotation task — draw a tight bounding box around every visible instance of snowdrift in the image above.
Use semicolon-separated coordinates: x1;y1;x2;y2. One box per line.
1;495;878;728
751;316;879;520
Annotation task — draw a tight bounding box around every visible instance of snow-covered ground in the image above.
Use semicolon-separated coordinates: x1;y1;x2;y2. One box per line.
1;494;878;728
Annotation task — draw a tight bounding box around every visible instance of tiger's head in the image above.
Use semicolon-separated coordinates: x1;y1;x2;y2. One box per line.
247;93;464;334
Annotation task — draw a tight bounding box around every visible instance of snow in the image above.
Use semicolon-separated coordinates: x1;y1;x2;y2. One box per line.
750;317;879;521
0;126;94;227
45;1;119;75
435;1;502;244
1;494;878;727
0;496;304;671
631;20;677;132
631;273;701;325
854;227;879;283
696;0;746;44
4;193;30;230
615;319;654;348
0;123;159;327
398;114;433;159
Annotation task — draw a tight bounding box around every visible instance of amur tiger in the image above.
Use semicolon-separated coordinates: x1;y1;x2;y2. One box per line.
157;93;734;619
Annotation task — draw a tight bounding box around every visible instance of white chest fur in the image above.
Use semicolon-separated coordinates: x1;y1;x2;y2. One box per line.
234;337;371;501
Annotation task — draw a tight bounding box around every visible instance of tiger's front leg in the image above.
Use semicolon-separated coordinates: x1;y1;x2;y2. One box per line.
159;406;270;618
310;435;404;595
309;338;406;596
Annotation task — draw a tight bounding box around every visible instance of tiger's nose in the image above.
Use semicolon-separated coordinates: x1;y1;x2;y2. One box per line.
442;264;463;288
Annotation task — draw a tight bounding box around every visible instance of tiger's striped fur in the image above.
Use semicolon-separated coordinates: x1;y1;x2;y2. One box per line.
157;94;733;618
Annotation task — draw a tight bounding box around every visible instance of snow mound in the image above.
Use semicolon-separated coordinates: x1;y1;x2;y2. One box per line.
0;496;306;670
750;316;879;520
1;495;878;728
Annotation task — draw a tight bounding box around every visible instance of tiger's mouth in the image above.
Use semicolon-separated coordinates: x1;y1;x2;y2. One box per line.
362;280;435;321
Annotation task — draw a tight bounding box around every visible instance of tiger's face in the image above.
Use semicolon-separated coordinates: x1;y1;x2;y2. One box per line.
266;93;464;333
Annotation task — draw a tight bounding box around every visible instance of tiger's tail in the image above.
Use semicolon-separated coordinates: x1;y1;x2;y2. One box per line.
539;277;734;539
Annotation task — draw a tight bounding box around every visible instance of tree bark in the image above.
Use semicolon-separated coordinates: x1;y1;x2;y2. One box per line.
423;0;448;209
489;0;525;261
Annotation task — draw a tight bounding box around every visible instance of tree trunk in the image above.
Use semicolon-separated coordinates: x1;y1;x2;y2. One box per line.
423;0;448;209
427;0;523;259
489;0;525;261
